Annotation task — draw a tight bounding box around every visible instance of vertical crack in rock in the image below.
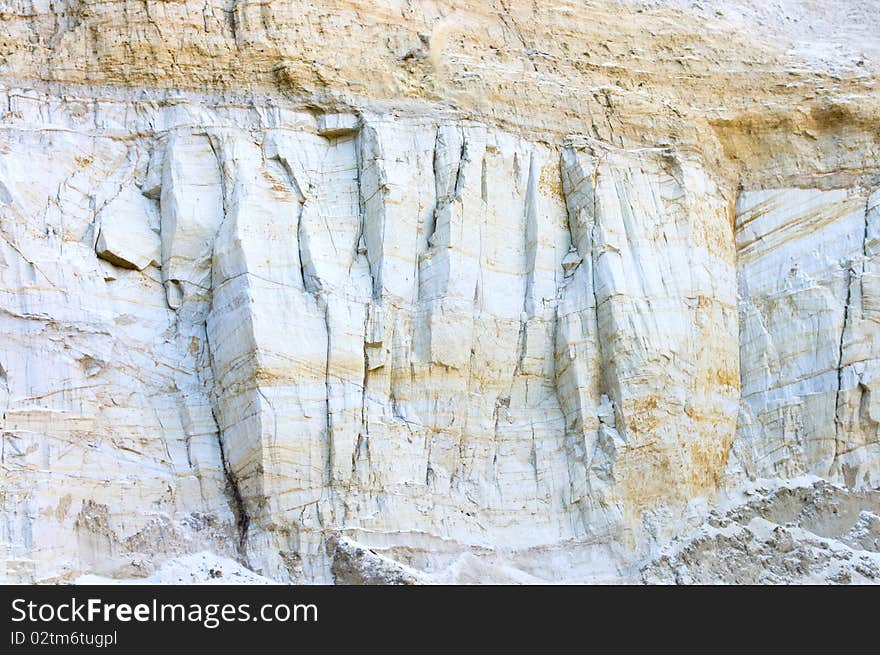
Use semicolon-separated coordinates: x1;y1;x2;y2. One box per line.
516;150;540;374
354;310;370;482
452;130;468;202
353;139;370;484
224;0;238;41
206;135;228;208
491;397;502;490
193;122;251;559
587;155;605;406
522;150;539;318
835;265;854;461
480;149;489;204
0;361;10;468
209;402;250;560
354;124;382;299
202;149;252;559
427;124;467;255
529;424;539;486
351;132;373;297
834;191;874;467
514;320;528;375
267;152;310;291
426;127;442;248
321;294;334;488
297;203;311;291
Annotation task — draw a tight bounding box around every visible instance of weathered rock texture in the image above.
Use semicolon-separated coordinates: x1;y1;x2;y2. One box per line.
0;0;878;583
642;477;880;584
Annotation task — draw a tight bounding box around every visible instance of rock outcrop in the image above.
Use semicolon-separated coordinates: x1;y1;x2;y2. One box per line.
1;0;878;584
642;478;880;585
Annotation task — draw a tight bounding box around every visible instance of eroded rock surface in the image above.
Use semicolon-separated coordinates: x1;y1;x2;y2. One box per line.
1;1;878;584
642;478;880;584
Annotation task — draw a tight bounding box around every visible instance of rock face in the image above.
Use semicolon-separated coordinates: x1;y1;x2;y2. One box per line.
0;1;878;584
735;188;880;488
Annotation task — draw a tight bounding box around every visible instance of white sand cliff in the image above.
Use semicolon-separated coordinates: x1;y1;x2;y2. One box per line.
0;0;878;584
